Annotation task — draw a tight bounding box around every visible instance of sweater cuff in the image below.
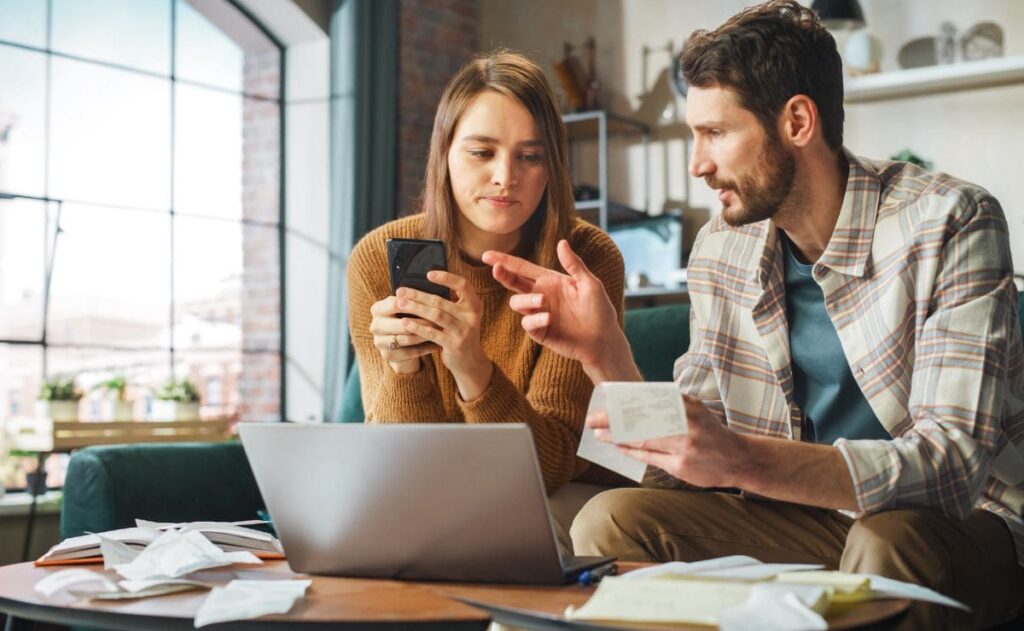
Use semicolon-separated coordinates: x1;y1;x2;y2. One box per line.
834;438;902;515
457;364;523;423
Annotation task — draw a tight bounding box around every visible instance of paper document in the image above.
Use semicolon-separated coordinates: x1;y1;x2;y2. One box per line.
566;576;752;625
193;579;311;628
577;382;687;481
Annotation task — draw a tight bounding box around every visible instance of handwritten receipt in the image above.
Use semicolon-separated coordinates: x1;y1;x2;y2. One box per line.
577;382;688;481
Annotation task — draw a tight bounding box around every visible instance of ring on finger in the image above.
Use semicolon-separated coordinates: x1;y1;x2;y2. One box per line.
389;335;399;350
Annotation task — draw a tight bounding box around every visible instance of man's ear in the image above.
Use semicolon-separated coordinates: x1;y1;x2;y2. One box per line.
779;95;817;148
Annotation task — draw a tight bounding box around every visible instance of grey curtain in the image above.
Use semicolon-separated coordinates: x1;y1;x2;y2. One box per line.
322;0;397;422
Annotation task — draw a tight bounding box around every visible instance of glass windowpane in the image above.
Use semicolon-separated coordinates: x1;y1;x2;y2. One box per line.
174;350;240;420
51;0;170;75
0;0;47;48
0;198;46;340
0;44;47;197
175;0;280;99
174;84;242;220
47;203;171;348
50;57;171;209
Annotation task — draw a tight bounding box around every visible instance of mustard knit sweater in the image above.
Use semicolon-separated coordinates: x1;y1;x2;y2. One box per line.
347;214;625;493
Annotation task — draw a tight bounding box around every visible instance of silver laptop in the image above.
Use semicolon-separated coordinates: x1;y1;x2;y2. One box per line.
239;423;614;584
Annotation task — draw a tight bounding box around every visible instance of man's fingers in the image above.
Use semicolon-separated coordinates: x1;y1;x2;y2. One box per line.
508;293;545;314
520;312;551;333
490;263;537;295
482;250;545;281
556;239;595;282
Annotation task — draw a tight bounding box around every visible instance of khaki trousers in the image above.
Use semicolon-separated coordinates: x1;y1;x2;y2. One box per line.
570;489;1024;630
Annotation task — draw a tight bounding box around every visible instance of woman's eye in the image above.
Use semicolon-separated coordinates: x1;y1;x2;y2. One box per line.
468;149;492;158
519;153;542;163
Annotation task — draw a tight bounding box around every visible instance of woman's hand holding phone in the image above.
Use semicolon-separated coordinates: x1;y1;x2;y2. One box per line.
368;297;439;374
396;270;493;401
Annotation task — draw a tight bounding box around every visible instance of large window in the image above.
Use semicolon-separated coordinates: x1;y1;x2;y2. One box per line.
0;0;283;491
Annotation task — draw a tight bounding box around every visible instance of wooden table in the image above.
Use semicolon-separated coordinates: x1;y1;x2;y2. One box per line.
0;561;909;630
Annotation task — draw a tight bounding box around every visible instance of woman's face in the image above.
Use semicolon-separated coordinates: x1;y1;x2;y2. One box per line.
447;90;548;255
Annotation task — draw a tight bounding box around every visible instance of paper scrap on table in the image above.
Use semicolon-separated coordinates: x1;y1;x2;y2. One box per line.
577;382;687;482
115;529;261;580
719;583;829;631
193;579;312;628
97;533;143;569
622;556;824;582
35;569;119;599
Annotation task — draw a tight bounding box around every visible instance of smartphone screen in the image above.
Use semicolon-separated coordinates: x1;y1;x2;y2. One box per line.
386;238;450;301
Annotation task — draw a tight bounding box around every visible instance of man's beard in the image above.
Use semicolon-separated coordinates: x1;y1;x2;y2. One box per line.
707;139;796;227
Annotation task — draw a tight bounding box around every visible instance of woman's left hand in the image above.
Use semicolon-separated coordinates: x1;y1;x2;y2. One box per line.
396;270;494;401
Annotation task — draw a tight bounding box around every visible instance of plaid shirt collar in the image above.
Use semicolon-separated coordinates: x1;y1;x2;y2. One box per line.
751;149;880;294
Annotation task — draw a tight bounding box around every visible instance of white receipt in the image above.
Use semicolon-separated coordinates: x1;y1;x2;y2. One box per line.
193;579;312;628
601;382;688;442
576;382;687;481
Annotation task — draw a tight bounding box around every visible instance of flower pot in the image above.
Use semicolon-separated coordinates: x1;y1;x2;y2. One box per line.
92;400;133;421
150;400;200;421
34;400;79;421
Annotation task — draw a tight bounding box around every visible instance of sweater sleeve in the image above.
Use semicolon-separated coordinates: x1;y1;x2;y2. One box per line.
457;227;626;494
347;234;449;424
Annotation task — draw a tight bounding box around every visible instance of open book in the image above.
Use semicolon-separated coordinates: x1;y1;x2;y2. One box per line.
36;519;284;566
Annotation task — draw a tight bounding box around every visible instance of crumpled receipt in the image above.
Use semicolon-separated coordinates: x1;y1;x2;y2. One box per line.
114;529;261;580
193;579;312;628
577;382;688;481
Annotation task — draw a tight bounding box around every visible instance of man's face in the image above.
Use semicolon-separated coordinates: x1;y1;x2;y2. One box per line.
686;86;796;227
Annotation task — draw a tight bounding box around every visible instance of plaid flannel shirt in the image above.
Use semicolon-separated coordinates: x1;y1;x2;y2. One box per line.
668;150;1024;566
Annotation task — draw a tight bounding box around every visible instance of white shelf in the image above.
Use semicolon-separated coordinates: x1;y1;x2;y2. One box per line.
845;55;1024;103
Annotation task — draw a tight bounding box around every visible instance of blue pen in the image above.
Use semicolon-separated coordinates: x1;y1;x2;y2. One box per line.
577;562;618;586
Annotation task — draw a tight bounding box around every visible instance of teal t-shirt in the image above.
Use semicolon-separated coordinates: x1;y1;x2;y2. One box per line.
782;234;889;444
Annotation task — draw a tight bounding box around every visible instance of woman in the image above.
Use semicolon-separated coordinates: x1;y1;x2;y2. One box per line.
347;50;624;494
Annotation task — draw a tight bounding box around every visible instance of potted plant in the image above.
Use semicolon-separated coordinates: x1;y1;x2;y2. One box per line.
151;378;201;421
91;376;133;421
35;376;81;421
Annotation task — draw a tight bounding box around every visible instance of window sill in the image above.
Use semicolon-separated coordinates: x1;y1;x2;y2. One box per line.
0;491;62;518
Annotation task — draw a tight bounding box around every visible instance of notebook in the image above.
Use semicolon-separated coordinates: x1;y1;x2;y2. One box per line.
238;422;614;584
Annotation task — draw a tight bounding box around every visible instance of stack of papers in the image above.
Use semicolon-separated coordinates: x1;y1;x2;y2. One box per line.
566;555;967;631
36;519;283;566
33;519;307;628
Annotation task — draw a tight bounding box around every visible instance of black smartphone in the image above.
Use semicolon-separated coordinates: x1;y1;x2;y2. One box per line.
386;238;450;303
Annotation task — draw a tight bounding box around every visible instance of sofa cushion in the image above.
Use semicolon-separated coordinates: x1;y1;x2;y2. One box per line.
624;303;691;381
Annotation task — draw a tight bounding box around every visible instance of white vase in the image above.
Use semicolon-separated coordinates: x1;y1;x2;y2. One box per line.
34;400;79;421
150;400;200;421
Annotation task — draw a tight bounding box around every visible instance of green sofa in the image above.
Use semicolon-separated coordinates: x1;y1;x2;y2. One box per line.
60;302;692;539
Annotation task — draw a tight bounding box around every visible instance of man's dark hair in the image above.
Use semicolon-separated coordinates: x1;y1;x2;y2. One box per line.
681;0;844;150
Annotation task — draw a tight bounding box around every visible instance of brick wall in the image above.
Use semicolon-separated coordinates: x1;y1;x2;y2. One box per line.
395;0;480;217
240;50;282;422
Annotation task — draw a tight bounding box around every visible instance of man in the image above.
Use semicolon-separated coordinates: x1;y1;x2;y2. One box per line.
482;1;1024;628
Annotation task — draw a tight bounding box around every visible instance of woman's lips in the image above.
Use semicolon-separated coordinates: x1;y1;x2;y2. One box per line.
482;197;517;208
